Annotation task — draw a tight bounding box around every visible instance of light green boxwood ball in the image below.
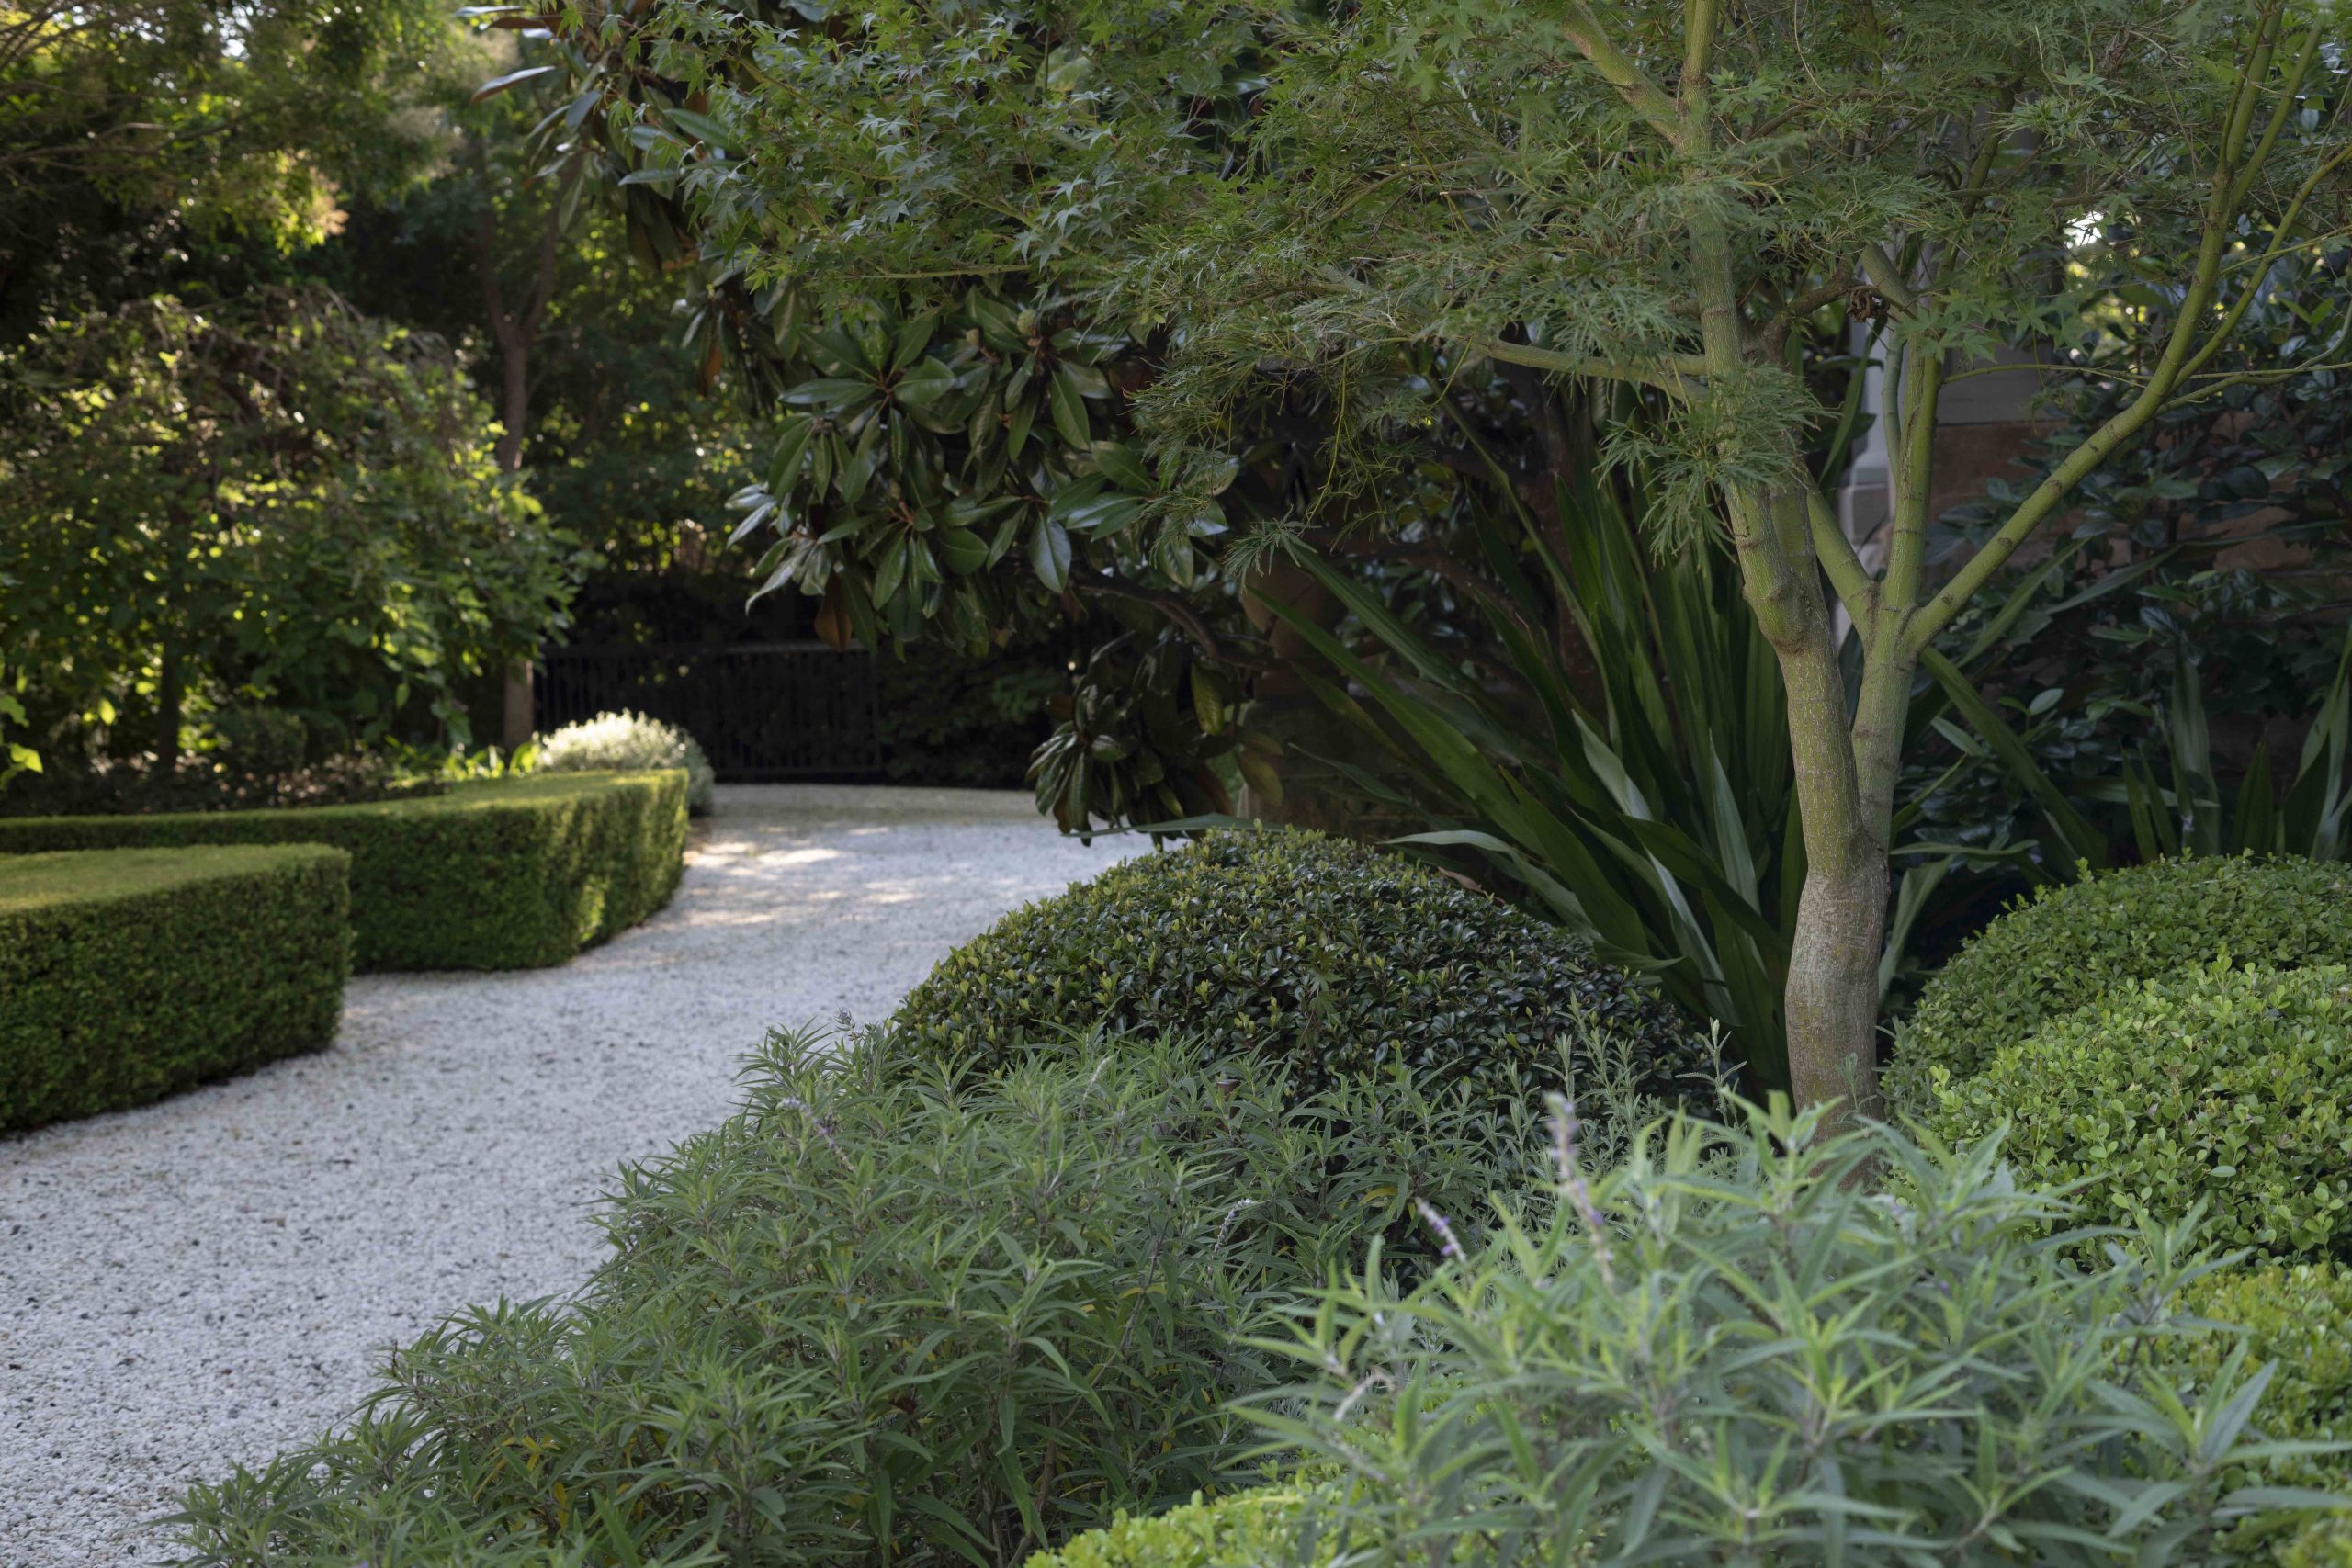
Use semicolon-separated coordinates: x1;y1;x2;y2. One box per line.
1918;964;2352;1261
894;829;1713;1110
1023;1489;1327;1568
2163;1261;2352;1565
1889;854;2352;1111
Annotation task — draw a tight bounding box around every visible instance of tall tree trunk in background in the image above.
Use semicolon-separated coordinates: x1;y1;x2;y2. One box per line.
473;154;577;750
155;637;182;769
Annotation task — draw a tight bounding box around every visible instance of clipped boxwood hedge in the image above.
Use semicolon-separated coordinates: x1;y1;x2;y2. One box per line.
894;829;1713;1111
1888;854;2352;1110
1917;964;2352;1261
1023;1489;1331;1568
2161;1260;2352;1566
1;845;349;1131
0;771;686;971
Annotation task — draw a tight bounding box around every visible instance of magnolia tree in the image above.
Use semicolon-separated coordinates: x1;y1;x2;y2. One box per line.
523;0;2349;1111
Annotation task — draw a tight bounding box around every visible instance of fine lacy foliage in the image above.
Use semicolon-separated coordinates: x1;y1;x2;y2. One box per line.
538;709;717;815
893;829;1716;1114
1918;964;2352;1261
1255;1100;2349;1564
1887;855;2352;1110
171;1027;1555;1566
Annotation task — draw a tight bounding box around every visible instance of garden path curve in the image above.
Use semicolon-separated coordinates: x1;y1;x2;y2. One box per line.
0;785;1136;1567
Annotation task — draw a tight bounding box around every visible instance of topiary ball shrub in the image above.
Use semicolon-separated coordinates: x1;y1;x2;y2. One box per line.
893;829;1713;1110
1917;964;2352;1261
538;709;716;816
2157;1260;2352;1565
1023;1489;1333;1568
1889;854;2352;1110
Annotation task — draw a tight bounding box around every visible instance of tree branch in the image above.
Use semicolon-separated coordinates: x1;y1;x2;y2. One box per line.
1478;338;1703;398
1804;491;1878;632
1073;577;1277;672
1555;3;1684;142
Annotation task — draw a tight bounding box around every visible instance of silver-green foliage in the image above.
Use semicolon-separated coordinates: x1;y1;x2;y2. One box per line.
171;1026;1556;1567
1253;1100;2347;1565
538;708;716;815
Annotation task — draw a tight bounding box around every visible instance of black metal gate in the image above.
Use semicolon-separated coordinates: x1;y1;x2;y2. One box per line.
536;642;882;781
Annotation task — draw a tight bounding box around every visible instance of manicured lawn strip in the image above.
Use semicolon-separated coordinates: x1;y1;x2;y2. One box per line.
0;771;688;971
0;845;350;1131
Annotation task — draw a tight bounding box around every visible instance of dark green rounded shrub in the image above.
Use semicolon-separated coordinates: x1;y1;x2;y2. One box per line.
1917;964;2352;1260
1889;854;2352;1110
893;829;1713;1108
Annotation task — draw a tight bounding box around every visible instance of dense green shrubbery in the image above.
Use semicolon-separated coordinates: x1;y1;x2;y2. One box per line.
538;709;717;816
1;846;348;1130
1260;1101;2335;1564
1022;1489;1329;1568
2163;1262;2352;1565
1918;964;2352;1261
0;745;444;818
2;289;583;764
1889;854;2352;1108
174;1026;1555;1566
0;771;685;970
895;830;1712;1114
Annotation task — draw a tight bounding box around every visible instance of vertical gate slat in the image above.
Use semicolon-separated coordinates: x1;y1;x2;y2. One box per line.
531;642;882;781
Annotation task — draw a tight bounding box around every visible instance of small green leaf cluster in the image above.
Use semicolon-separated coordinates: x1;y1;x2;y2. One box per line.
1261;1102;2340;1564
1917;964;2352;1262
538;709;717;815
0;845;349;1130
1888;855;2352;1111
893;829;1714;1114
741;297;1231;650
2159;1262;2352;1565
1021;1487;1331;1568
171;1025;1555;1566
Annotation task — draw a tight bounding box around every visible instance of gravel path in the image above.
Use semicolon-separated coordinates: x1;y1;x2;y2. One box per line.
0;785;1134;1567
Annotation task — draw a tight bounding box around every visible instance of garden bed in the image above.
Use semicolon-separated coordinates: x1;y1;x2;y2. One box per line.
0;771;687;971
0;844;350;1131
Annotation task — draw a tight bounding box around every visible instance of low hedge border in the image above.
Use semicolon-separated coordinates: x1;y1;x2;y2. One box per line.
1;845;350;1131
0;771;687;971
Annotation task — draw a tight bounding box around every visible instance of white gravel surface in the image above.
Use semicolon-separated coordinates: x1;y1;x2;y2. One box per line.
0;785;1134;1567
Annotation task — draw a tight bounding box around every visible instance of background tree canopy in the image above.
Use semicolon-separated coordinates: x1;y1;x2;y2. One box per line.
0;288;582;763
3;0;2347;1105
0;0;467;338
509;0;2351;1103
